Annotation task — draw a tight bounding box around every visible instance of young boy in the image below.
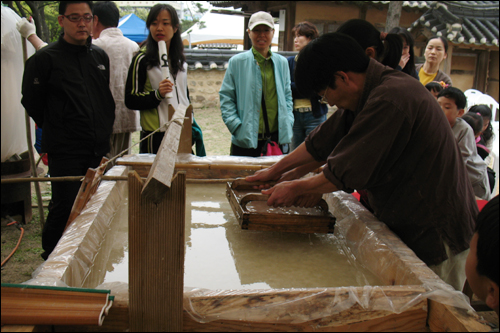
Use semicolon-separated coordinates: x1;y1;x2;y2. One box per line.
465;195;499;316
437;87;491;200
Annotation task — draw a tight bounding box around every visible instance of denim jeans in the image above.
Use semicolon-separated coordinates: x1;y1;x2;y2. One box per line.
291;111;327;151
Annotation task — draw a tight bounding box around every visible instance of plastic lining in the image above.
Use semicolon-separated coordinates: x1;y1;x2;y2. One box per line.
25;166;127;287
24;163;476;325
178;191;474;324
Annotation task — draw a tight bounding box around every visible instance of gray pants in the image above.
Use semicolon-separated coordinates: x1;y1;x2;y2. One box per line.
106;132;132;167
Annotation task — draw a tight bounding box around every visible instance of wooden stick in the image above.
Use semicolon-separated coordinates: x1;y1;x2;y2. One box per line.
119;161;272;171
1;176;130;184
22;36;45;228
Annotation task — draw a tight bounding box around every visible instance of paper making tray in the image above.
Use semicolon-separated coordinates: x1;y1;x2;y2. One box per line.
226;179;335;233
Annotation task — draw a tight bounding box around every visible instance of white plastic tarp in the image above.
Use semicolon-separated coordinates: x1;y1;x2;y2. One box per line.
181;10;278;47
1;7;36;162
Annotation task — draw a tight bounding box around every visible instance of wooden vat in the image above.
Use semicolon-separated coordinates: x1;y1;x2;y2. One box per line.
22;155;489;332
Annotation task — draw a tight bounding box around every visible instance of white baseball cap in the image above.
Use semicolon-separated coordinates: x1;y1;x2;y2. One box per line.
248;11;274;30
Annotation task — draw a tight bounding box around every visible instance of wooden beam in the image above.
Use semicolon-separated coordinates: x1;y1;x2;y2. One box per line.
141;104;188;204
168;104;192;154
475;50;490;92
427;299;490;332
129;170;185;331
442;43;453;76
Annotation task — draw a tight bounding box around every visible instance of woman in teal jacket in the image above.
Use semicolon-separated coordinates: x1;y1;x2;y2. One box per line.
219;11;293;157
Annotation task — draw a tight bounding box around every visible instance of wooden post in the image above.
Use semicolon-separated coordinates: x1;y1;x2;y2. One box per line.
141;104;188;203
22;36;44;227
168;104;192;154
129;170;185;331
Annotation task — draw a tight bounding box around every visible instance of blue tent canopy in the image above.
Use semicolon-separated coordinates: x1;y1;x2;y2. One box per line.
118;13;148;43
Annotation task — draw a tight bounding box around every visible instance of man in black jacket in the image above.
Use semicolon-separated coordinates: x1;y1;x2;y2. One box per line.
22;1;115;260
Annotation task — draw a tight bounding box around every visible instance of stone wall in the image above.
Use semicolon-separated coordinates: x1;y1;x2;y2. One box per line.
187;69;225;109
187;68;338;115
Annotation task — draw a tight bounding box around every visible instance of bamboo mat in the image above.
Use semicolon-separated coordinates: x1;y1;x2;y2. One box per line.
1;284;113;326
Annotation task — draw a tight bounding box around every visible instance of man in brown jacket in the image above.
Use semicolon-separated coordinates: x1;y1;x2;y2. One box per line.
247;33;477;291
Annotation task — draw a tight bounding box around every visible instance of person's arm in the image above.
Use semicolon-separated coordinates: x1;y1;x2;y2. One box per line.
262;171;338;208
247;143;318;183
17;17;47;50
22;54;47;127
124;53;163;110
219;60;241;134
283;60;294;128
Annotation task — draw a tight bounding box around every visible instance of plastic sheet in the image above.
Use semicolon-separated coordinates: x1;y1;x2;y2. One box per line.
25;166;128;287
24;163;477;327
179;191;475;324
1;7;35;162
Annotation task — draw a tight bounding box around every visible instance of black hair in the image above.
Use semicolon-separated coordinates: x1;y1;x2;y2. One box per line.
93;1;119;28
437;87;467;110
469;105;494;145
337;19;402;69
461;113;484;137
475;195;499;287
427;36;449;54
425;82;443;94
295;32;370;99
144;4;185;76
59;1;93;15
292;21;319;40
389;26;416;76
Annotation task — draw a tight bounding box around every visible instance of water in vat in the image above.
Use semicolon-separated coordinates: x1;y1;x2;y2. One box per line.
82;184;382;289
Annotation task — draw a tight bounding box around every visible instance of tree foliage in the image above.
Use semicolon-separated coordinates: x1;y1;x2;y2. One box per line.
182;2;207;33
5;1;59;43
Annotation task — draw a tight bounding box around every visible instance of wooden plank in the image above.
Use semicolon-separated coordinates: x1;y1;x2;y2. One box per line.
65;157;108;230
169;104;192;154
183;308;427;332
427;299;490;332
1;286;112;326
54;293;129;332
182;286;428;332
141;105;188;203
129;170;185;332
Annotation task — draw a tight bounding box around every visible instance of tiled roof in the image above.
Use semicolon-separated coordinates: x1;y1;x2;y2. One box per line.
208;1;431;10
184;49;298;71
409;1;499;47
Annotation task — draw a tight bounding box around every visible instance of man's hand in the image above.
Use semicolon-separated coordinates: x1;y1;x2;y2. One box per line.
262;173;338;208
246;167;280;190
261;181;298;207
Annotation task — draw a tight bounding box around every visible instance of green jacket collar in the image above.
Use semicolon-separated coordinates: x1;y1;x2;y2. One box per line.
251;46;273;61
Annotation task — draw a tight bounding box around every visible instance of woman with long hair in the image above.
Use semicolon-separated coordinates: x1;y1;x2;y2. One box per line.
389;27;418;79
125;4;205;155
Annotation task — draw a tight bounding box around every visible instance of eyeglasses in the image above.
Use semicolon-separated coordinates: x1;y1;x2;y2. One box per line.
319;85;330;105
251;28;273;35
62;14;93;23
